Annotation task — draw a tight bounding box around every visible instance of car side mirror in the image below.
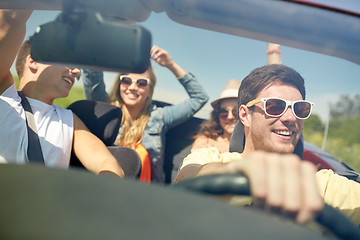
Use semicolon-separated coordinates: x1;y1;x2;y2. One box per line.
31;11;151;73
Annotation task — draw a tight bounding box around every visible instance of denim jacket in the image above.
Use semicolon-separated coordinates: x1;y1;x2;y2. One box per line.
81;70;209;182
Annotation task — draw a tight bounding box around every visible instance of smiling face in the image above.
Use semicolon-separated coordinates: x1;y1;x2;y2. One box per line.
218;98;238;138
16;40;80;104
119;71;151;113
39;64;80;98
19;54;80;104
241;82;304;154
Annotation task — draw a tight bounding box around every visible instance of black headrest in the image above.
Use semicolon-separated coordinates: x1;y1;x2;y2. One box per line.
229;121;245;153
107;146;141;178
67;100;141;178
67;100;122;146
229;121;304;159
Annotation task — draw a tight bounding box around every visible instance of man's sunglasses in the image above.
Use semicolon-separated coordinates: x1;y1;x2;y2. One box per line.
120;76;149;88
246;97;314;120
218;108;238;120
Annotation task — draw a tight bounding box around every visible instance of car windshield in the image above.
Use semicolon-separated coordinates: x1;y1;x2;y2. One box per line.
16;4;360;173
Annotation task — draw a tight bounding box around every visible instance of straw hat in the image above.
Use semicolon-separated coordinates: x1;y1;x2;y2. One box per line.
211;79;241;108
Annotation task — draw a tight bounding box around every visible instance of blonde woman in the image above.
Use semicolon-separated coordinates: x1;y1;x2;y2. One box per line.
81;45;209;183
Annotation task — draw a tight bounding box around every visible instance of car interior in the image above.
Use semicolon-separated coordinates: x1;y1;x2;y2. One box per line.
1;0;360;239
11;0;360;183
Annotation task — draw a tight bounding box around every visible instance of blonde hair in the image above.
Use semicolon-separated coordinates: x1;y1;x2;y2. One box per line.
108;65;156;148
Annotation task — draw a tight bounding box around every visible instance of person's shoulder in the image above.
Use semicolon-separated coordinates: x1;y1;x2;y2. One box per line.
148;104;163;120
315;168;360;194
0;85;22;116
188;147;241;163
52;104;70;111
190;146;220;155
53;105;74;121
185;147;241;164
1;83;17;99
220;151;242;163
192;135;209;147
179;147;219;170
316;169;334;177
194;134;208;141
316;168;360;184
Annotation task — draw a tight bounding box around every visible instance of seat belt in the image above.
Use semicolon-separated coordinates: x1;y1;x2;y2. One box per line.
18;91;45;164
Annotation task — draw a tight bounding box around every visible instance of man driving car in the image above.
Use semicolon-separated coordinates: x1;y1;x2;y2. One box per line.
176;64;360;225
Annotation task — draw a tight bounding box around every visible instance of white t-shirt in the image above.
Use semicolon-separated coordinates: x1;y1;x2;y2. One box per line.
0;84;73;168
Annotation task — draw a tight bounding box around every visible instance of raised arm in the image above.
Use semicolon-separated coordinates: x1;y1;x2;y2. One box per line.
151;45;209;127
0;9;32;94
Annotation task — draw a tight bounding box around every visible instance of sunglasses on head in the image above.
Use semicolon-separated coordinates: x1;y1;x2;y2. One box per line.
246;97;314;120
218;108;238;120
120;76;149;88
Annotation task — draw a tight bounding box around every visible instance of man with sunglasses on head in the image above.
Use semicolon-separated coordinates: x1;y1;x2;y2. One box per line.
176;64;360;225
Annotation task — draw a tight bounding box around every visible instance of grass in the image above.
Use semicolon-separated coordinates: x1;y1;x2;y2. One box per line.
53;86;85;108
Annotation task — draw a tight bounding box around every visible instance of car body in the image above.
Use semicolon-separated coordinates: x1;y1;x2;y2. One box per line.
303;142;360;182
303;142;353;172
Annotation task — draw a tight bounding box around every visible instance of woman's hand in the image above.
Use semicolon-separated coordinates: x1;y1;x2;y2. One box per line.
150;45;186;78
150;45;174;67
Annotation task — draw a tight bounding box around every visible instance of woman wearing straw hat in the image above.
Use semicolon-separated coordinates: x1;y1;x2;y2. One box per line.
192;79;241;153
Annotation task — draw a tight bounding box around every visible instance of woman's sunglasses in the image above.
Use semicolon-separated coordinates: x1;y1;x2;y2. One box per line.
120;76;149;88
218;108;238;120
246;97;314;120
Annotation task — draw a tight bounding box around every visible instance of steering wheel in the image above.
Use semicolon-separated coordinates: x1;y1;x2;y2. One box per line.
173;174;360;240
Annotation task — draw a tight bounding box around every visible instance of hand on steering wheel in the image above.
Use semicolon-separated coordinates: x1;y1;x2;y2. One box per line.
174;174;360;240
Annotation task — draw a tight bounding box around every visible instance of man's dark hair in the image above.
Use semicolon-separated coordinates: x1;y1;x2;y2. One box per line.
238;64;306;107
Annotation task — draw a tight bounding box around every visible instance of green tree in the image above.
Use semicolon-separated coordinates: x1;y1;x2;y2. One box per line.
328;114;360;145
329;94;360;119
303;114;324;137
303;111;360;172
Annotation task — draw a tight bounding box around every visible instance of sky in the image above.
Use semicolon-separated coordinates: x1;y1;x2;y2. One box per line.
15;9;360;122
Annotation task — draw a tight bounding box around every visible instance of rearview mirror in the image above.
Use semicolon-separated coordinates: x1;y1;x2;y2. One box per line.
31;12;151;73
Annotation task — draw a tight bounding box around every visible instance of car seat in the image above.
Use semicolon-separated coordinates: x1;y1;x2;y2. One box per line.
67;100;141;178
164;117;205;184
